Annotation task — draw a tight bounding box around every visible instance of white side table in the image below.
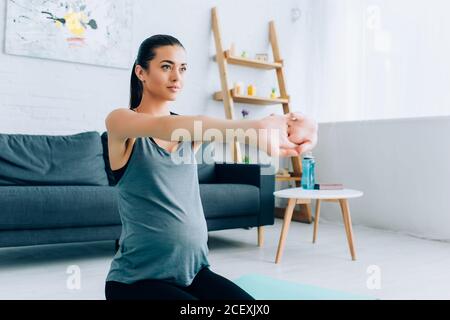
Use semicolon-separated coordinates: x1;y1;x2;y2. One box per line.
273;188;364;263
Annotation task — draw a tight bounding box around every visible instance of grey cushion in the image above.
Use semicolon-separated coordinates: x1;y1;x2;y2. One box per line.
199;184;260;219
0;225;122;248
0;132;108;186
0;186;120;230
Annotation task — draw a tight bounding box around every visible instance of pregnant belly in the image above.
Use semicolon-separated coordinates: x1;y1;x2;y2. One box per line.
123;218;208;253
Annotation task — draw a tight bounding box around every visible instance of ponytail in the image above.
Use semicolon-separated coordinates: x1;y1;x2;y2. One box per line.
129;62;143;110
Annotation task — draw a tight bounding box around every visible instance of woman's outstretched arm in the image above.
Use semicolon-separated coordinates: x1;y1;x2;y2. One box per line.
106;108;317;157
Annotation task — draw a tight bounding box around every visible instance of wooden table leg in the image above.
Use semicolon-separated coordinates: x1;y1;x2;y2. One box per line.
275;198;296;264
339;199;357;260
312;199;321;243
305;202;313;223
257;226;264;247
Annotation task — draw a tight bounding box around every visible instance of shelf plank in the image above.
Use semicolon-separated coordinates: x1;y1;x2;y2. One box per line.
222;50;283;70
214;90;289;105
276;176;301;182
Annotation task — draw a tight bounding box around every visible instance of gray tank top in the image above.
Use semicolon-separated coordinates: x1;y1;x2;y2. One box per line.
106;136;210;286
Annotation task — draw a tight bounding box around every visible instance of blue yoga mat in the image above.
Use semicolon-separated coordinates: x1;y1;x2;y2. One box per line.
233;274;377;300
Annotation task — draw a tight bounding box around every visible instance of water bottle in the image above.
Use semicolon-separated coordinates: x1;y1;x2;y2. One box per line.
301;152;316;190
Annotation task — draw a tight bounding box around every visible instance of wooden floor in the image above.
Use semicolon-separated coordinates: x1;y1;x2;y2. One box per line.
1;218;450;300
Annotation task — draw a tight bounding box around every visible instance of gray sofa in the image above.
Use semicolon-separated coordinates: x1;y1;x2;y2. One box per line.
0;131;275;249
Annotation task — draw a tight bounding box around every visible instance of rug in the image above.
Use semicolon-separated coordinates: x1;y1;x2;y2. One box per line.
233;274;377;300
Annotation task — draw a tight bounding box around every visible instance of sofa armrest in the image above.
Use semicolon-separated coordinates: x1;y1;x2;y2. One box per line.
215;163;275;226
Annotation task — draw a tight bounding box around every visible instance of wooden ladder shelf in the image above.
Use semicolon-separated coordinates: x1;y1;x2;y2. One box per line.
211;7;312;223
211;7;303;185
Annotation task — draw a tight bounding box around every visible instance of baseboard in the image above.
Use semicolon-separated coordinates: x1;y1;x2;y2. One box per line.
274;204;313;224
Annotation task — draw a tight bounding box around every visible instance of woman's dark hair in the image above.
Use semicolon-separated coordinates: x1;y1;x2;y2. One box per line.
130;35;184;109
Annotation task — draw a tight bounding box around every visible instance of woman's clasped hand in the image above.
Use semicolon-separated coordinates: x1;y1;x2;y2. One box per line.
257;112;318;158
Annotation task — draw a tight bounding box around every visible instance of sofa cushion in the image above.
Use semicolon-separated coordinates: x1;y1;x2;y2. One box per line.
0;132;108;186
0;186;120;230
199;184;260;219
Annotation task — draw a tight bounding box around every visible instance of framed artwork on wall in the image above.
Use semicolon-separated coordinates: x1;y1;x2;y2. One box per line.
4;0;133;69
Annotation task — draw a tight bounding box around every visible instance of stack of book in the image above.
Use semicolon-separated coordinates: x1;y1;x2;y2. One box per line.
314;184;344;190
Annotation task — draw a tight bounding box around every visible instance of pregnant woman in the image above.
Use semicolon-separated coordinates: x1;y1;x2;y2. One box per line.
104;35;318;300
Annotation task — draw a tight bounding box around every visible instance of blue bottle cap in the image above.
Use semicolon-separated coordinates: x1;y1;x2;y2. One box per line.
302;151;314;159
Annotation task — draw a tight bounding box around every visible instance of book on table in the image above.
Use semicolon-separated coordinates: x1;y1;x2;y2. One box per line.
314;184;344;190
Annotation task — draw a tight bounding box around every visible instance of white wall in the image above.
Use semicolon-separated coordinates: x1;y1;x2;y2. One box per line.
0;0;308;135
292;0;450;240
304;0;450;123
313;116;450;241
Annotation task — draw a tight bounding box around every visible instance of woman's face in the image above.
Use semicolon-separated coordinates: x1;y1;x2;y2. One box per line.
137;45;187;101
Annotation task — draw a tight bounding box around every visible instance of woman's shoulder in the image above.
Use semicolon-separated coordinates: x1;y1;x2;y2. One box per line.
107;107;135;118
105;108;179;137
108;108;178;116
105;108;139;129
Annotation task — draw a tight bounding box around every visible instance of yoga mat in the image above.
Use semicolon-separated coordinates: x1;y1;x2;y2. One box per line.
233;274;377;300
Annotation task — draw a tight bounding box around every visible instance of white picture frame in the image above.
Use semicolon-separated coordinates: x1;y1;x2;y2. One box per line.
4;0;133;69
